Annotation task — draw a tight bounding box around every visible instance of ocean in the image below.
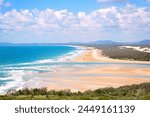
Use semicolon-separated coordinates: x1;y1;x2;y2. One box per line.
0;45;150;94
0;45;83;94
0;45;78;65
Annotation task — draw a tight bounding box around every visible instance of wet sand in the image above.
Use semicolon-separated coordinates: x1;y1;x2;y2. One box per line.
29;46;150;92
46;67;150;92
26;64;150;92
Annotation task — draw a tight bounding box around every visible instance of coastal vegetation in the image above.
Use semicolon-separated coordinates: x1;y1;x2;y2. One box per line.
97;45;150;61
77;44;150;61
0;82;150;100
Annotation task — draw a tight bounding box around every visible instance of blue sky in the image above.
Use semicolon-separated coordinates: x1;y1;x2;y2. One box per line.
0;0;150;43
2;0;150;12
3;0;100;12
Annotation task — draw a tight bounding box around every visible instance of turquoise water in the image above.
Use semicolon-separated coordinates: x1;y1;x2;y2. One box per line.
0;45;76;65
0;45;150;94
0;45;81;94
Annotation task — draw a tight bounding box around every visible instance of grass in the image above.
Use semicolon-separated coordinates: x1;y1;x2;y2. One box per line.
0;82;150;100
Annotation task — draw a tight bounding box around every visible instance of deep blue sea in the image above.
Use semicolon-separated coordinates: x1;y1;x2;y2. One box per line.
0;45;76;65
0;45;83;94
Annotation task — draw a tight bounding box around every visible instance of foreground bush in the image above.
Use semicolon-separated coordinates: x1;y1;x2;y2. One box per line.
0;82;150;100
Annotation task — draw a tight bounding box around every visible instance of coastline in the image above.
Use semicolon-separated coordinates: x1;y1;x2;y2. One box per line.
74;46;150;64
44;45;150;92
0;45;150;94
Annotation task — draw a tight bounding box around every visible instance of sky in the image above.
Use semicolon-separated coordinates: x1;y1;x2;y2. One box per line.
0;0;150;43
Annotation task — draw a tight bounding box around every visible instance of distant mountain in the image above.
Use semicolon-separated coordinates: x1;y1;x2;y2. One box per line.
89;40;120;45
0;40;150;46
89;40;150;45
134;40;150;45
67;42;84;45
0;42;13;46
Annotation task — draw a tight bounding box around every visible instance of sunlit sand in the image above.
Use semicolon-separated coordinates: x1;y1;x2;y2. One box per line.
24;46;150;92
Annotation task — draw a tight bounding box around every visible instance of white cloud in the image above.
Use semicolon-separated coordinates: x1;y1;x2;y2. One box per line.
0;5;150;42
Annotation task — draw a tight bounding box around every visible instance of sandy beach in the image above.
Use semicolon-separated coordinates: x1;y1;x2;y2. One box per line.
31;46;150;92
26;63;150;92
75;47;150;64
45;66;150;92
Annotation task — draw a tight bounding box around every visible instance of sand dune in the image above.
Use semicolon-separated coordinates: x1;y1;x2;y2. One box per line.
119;46;150;53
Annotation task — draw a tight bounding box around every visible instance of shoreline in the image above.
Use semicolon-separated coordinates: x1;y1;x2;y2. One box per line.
1;45;150;94
44;46;150;92
74;46;150;64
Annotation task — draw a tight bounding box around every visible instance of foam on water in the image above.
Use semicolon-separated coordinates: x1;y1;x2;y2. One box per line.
0;45;85;94
31;45;85;64
0;70;25;94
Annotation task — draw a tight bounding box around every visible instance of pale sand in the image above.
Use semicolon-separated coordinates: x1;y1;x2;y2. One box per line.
47;76;150;92
40;46;150;92
35;65;150;92
119;46;150;53
75;47;150;64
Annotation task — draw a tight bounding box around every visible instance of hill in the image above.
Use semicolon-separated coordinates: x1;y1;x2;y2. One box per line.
134;40;150;45
0;40;150;46
90;40;119;45
89;40;150;45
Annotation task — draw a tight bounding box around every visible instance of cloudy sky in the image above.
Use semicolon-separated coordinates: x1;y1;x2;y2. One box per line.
0;0;150;43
